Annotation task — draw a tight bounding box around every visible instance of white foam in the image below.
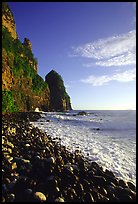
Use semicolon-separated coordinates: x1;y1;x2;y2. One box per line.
31;110;136;185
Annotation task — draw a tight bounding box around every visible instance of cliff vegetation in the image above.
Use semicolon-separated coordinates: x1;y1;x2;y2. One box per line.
2;2;72;113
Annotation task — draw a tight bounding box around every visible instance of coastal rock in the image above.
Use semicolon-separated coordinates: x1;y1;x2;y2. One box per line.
34;192;47;201
77;111;87;116
2;113;136;202
45;70;72;111
2;2;72;113
55;197;65;202
2;2;18;39
2;7;50;112
127;181;136;192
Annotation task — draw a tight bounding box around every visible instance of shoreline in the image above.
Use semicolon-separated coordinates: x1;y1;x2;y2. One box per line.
2;112;136;202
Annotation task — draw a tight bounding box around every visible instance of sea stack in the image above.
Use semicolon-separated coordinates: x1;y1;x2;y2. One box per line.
45;70;72;111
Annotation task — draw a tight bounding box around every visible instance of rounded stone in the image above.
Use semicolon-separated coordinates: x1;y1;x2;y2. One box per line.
119;179;128;187
127;181;136;192
82;192;95;202
34;192;46;201
55;197;65;202
8;194;15;202
11;162;17;170
25;188;33;195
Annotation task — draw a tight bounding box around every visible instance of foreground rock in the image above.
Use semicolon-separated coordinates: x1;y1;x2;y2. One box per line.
2;113;136;202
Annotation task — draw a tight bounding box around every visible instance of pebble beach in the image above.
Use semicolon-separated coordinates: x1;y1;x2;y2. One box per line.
2;112;136;202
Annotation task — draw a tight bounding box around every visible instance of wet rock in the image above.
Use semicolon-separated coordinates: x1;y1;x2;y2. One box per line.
119;179;128;188
2;196;6;202
46;119;51;122
55;197;65;202
5;177;11;185
127;181;136;192
82;192;95;202
98;187;107;196
24;188;33;195
109;195;120;202
11;162;17;170
92;175;107;186
34;192;47;202
105;169;115;177
45;176;58;193
25;144;30;147
74;183;84;195
7;193;15;202
77;111;87;116
106;185;116;197
91;189;101;202
44;156;55;165
2;113;136;202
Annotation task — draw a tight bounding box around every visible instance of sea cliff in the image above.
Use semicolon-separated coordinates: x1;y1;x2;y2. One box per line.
2;2;72;113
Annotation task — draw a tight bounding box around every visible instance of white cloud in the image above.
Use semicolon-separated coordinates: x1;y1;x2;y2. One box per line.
96;52;136;67
81;69;136;86
73;30;136;67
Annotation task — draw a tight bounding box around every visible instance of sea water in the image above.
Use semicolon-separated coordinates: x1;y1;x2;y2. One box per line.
31;110;136;185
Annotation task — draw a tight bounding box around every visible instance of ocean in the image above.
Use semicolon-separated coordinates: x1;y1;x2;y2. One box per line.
31;110;136;185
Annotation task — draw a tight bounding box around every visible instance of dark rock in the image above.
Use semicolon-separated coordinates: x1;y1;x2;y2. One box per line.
92;175;107;187
127;181;136;192
109;196;120;202
96;128;100;130
74;183;84;195
77;111;87;116
55;197;65;202
2;196;6;202
7;193;15;202
105;169;115;177
45;70;72;111
106;185;116;197
118;179;128;188
2;114;136;202
98;187;107;196
82;192;95;202
46;119;51;122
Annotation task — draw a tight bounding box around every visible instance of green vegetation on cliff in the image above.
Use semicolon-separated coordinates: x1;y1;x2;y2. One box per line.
2;90;18;113
2;26;37;78
2;2;72;113
32;74;48;94
2;23;50;113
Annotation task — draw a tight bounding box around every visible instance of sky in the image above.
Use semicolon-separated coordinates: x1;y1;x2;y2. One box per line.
8;2;136;110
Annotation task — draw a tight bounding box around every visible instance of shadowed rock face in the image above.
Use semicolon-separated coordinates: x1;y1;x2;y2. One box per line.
45;70;72;111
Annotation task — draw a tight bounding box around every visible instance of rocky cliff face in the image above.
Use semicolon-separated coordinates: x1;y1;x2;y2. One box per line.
2;2;18;39
2;2;72;113
45;70;72;111
2;48;14;91
22;38;38;73
2;2;50;113
23;38;32;51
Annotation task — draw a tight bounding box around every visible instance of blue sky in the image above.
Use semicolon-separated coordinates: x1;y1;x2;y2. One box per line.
8;2;136;110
